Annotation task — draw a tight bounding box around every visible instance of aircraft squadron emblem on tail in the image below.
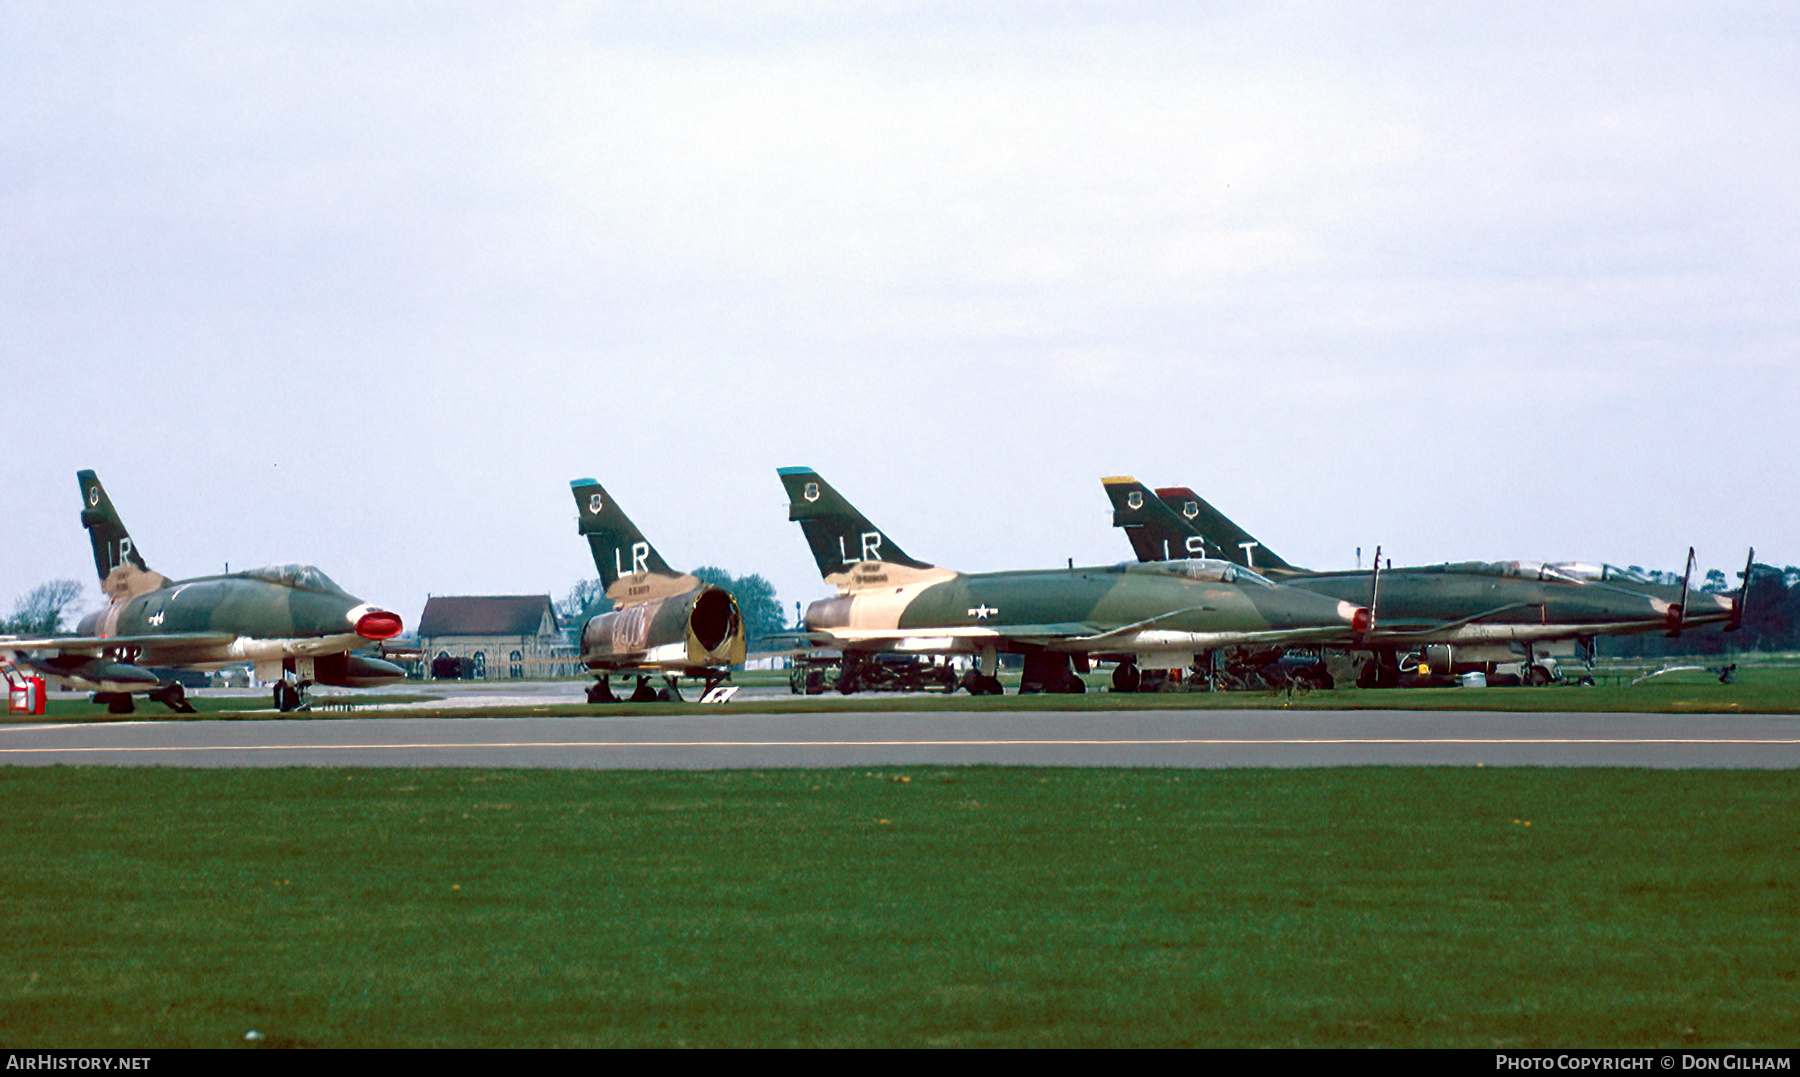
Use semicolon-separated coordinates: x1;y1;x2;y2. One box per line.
0;471;406;713
570;478;745;703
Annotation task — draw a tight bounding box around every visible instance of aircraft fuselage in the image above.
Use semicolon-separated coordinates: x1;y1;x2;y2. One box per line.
804;560;1363;663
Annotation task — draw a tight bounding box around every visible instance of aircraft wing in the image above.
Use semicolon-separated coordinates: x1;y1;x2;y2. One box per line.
807;621;1359;653
1362;601;1731;644
1060;623;1357;649
0;632;237;656
1372;615;1725;645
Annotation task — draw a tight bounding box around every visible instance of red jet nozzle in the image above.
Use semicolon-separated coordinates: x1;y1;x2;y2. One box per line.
355;609;404;640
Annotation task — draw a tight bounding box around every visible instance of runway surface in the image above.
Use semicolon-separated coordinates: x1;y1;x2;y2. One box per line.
4;708;1798;768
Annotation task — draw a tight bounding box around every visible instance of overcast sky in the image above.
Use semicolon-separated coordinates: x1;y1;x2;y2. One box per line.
5;1;1797;628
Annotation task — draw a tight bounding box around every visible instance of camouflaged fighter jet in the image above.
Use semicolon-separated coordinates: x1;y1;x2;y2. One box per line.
570;479;745;703
778;468;1370;695
1102;478;1742;686
0;471;405;713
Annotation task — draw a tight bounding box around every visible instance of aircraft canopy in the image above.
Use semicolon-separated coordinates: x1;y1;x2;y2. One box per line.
237;564;350;594
1122;559;1279;587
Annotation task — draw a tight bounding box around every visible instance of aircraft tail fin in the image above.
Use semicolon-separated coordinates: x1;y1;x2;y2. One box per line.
1154;486;1295;573
77;471;165;599
777;467;932;579
1102;477;1221;562
571;479;693;604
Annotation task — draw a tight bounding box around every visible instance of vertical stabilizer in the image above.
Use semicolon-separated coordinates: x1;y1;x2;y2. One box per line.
776;468;934;584
571;479;696;606
1102;477;1225;562
77;471;167;600
1155;486;1296;573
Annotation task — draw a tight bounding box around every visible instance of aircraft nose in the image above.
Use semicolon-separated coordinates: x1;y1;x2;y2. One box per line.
348;604;404;640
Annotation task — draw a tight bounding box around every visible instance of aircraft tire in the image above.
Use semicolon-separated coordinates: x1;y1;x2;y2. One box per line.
1065;676;1087;694
1111;662;1141;693
586;681;618;705
95;692;136;715
629;678;658;703
273;682;302;712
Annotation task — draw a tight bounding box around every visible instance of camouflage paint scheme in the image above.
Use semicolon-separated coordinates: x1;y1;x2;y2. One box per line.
1102;477;1740;681
779;468;1368;694
0;471;404;713
570;479;744;702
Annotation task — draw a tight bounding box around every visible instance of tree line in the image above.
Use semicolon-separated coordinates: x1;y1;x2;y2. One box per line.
1600;562;1800;657
1;580;87;636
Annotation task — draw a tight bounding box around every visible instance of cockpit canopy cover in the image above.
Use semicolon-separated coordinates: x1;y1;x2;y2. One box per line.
1122;559;1279;587
237;564;349;595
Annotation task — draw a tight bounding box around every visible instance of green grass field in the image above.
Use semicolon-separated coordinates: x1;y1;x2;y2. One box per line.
17;661;1800;722
0;766;1792;1047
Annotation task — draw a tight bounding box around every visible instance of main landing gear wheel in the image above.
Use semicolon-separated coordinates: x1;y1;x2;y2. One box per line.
586;678;619;704
1111;661;1142;693
94;692;136;715
959;670;1003;696
273;681;305;712
628;677;658;703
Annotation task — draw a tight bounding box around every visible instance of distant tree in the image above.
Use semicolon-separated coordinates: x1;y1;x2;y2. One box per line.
691;566;786;646
4;579;88;636
1735;563;1796;653
1603;560;1800;659
556;579;603;625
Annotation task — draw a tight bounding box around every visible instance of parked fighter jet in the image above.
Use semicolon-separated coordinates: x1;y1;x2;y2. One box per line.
1103;478;1740;686
779;468;1369;694
569;479;745;703
0;471;405;713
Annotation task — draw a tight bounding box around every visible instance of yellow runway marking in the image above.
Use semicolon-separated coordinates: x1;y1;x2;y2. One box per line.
3;737;1800;754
